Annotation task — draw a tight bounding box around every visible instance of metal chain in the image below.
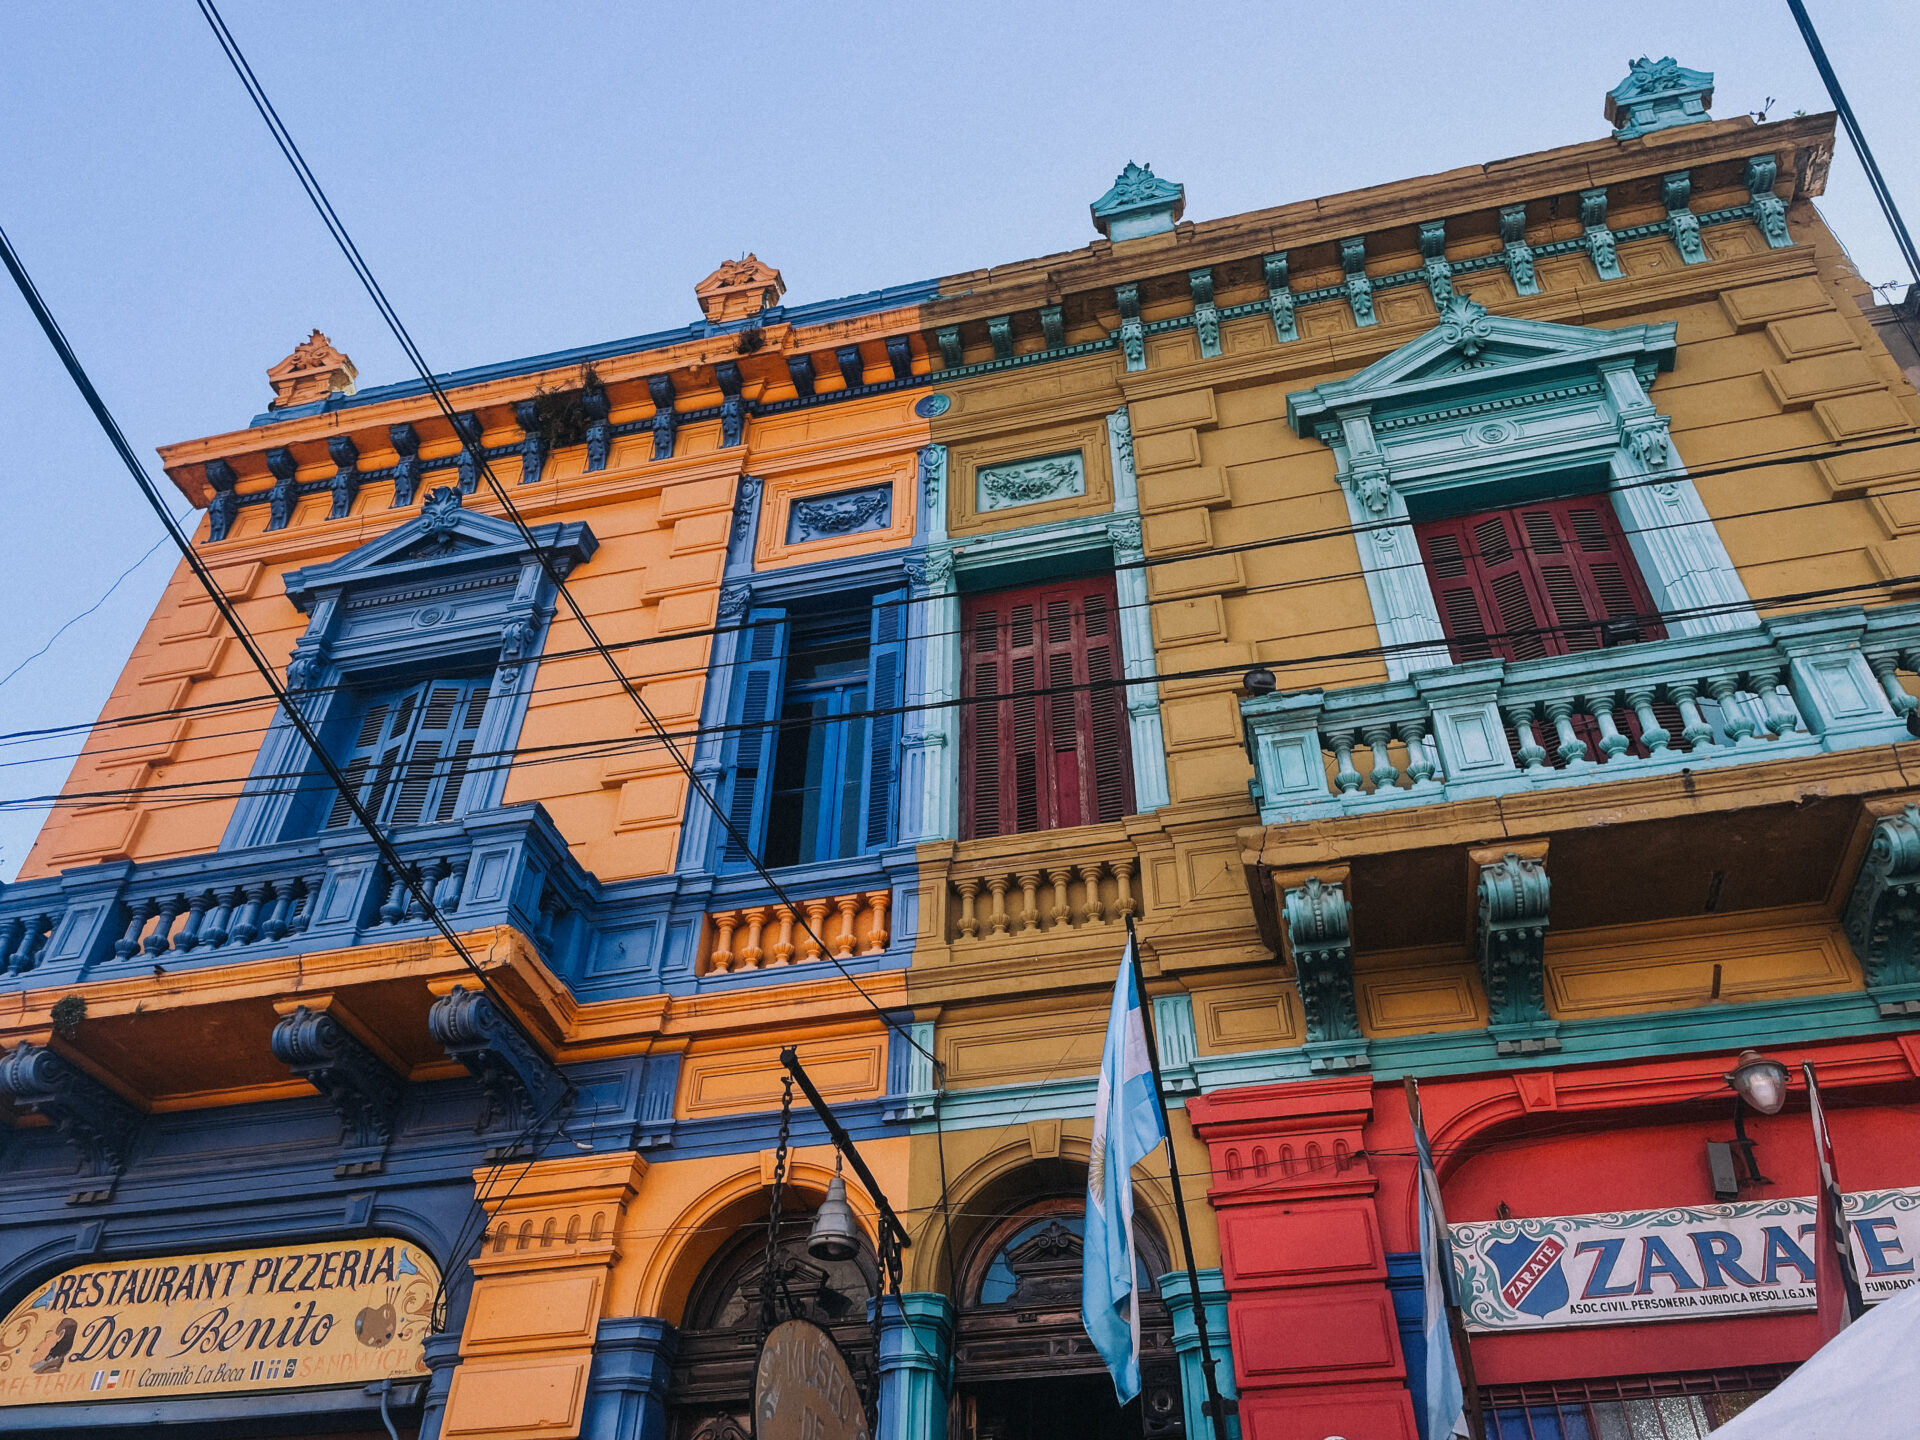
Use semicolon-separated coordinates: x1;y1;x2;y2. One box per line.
758;1075;794;1333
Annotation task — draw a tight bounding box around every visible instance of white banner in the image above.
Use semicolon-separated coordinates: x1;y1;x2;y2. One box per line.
1450;1187;1920;1332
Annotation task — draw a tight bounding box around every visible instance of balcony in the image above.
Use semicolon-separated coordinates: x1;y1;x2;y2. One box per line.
1241;605;1920;826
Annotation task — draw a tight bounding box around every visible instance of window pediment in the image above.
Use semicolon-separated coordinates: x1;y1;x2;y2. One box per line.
1288;298;1676;438
282;485;597;614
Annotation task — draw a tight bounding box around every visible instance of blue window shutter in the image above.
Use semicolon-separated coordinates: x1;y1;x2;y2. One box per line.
325;677;490;832
324;693;399;830
861;588;908;851
719;607;788;866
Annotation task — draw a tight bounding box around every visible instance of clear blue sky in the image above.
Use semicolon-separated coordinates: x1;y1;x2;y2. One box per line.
3;1;1916;879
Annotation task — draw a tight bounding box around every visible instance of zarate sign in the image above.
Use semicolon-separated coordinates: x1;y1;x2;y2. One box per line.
1451;1188;1920;1332
0;1239;439;1406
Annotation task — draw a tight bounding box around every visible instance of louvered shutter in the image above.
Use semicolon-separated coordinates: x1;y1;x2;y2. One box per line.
718;607;788;866
961;576;1133;838
1418;496;1662;662
860;589;907;851
388;678;491;827
324;696;397;830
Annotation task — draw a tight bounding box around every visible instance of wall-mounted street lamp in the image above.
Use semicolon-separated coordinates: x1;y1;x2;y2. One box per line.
1708;1050;1791;1199
1241;664;1277;697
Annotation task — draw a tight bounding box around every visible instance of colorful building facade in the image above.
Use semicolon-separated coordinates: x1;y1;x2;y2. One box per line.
3;53;1919;1440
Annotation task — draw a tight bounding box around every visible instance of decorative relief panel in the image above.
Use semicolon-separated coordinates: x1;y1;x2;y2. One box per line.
976;451;1086;513
785;484;893;543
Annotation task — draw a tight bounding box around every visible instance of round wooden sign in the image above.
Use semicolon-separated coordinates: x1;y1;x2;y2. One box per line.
753;1318;870;1440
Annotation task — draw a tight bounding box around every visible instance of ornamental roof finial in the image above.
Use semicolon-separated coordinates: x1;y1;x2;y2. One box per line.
265;329;357;409
1605;56;1715;139
1090;161;1186;242
694;254;786;323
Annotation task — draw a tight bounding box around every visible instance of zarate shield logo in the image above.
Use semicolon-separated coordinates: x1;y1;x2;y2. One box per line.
1486;1234;1569;1319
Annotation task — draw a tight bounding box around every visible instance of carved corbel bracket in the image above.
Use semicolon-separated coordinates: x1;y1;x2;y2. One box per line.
1276;869;1368;1072
427;984;569;1155
1471;842;1559;1054
0;1042;142;1203
1115;283;1145;372
1843;803;1920;1016
648;376;677;461
271;1003;405;1176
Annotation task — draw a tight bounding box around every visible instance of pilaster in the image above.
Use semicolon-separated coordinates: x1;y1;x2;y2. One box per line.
581;1316;678;1440
1158;1268;1242;1440
871;1291;954;1440
1188;1079;1416;1440
440;1151;649;1440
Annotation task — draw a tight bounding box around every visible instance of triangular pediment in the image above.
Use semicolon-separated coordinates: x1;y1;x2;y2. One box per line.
282;485;597;610
1288;297;1675;436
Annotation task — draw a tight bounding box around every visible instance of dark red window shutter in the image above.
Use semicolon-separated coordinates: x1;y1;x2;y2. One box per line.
961;576;1134;839
1417;494;1663;663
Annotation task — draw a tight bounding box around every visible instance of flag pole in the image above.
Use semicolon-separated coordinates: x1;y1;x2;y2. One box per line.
1405;1075;1486;1440
1126;914;1233;1440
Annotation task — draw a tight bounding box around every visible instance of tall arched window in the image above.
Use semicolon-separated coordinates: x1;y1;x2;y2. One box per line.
669;1213;878;1440
951;1195;1184;1440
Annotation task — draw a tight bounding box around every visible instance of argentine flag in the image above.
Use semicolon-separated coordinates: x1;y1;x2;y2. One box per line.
1081;939;1167;1404
1411;1090;1469;1440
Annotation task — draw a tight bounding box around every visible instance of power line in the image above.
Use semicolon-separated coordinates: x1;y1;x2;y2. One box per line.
192;0;930;1067
0;218;562;1097
0;531;177;691
13;425;1920;767
11;553;1920;819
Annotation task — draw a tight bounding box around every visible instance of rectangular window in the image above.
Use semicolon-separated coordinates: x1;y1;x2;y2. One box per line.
960;576;1133;840
323;676;491;832
717;589;905;870
1415;495;1664;664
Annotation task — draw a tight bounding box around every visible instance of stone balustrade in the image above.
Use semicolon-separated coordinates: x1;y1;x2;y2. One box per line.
947;851;1139;944
699;890;893;975
1242;604;1920;824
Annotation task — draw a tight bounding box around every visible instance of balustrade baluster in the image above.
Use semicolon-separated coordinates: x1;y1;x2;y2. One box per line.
115;899;155;959
832;896;861;959
1113;858;1138;919
1870;653;1917;715
202;888;239;948
0;919;25;972
1623;687;1669;753
1330;733;1363;793
231;882;272;944
986;878;1011;937
1754;668;1801;737
1405;721;1436;791
739;907;767;969
173;892;210;951
290;875;326;933
436;858;468;912
863;891;891;955
708;911;739;973
1668;682;1716;749
377;869;410;927
1047;867;1074;927
956;878;982;940
9;915;48;974
1544;699;1589;766
802;899;830;961
1505;705;1548;770
262;880;298;938
1585;694;1630;759
142;895;181;957
1077;861;1108;923
1016;872;1041;933
1706;677;1756;744
1361;724;1399;790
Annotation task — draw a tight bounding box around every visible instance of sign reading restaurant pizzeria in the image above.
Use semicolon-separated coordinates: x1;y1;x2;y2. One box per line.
1451;1187;1920;1332
0;1238;438;1405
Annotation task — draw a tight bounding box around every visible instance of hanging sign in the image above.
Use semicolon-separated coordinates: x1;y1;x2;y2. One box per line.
0;1238;439;1406
1451;1187;1920;1332
754;1318;870;1440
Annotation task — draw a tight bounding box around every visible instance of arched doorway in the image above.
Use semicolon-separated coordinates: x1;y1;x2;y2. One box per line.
668;1211;878;1440
952;1193;1184;1440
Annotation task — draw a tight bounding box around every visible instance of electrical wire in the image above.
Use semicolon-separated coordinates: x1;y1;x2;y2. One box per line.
9;424;1920;759
12;550;1920;818
0;218;562;1093
0;530;176;691
194;0;933;1067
